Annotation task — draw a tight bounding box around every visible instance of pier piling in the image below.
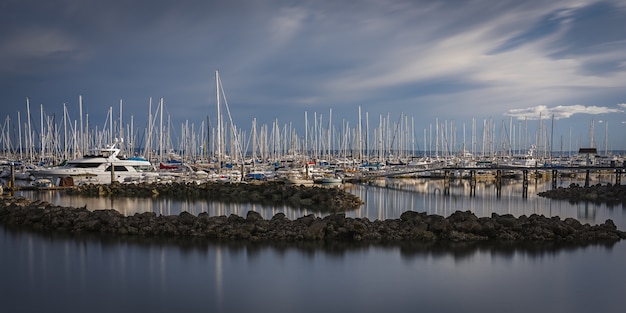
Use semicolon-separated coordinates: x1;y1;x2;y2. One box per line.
495;170;502;198
444;170;450;195
8;163;15;190
469;170;476;197
522;169;529;198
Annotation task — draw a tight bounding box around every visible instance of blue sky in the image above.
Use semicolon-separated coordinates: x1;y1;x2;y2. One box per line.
1;0;625;152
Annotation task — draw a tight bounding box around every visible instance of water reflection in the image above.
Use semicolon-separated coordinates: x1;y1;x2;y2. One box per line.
3;175;626;313
3;223;624;313
351;177;623;227
8;176;626;229
4;223;621;275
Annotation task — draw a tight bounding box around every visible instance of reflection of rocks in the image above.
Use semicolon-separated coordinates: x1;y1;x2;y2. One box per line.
65;181;364;212
538;183;626;204
2;198;624;243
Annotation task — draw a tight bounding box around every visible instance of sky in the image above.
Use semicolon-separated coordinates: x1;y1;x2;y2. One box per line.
1;0;626;153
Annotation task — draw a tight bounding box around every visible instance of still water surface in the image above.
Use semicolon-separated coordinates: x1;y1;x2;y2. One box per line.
1;176;625;313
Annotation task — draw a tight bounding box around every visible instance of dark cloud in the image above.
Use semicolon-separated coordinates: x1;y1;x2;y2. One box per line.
549;2;626;56
1;0;625;149
488;9;569;54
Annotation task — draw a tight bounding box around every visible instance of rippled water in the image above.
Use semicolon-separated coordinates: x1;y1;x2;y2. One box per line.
2;176;625;313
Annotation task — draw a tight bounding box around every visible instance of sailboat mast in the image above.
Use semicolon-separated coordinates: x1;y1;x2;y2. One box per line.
109;106;113;145
79;95;84;155
358;106;362;161
159;98;163;162
63;104;68;160
119;98;123;152
26;98;32;162
40;103;44;162
304;111;308;159
328;108;332;161
215;70;222;171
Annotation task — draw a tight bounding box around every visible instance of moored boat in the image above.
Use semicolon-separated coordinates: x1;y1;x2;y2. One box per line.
29;143;155;186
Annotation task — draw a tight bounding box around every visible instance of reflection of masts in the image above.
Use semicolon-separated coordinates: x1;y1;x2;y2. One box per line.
216;246;223;312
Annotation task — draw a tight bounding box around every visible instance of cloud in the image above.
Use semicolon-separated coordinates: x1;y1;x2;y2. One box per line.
488;8;573;54
0;28;82;75
1;0;626;149
504;104;623;120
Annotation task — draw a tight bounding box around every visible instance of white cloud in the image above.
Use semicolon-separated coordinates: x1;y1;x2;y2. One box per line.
504;104;623;120
268;7;309;46
315;0;626;114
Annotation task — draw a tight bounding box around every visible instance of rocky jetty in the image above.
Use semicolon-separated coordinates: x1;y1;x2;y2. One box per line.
1;197;624;243
65;181;364;212
538;183;626;204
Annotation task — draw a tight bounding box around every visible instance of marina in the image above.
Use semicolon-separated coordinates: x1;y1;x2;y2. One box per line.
3;2;626;312
1;72;624;191
2;174;625;313
1;93;624;313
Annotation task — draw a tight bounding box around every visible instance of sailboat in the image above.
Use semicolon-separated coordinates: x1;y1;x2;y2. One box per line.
212;70;245;183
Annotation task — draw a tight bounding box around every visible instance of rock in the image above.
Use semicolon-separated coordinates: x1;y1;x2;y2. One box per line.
246;211;264;222
539;183;626;204
297;214;316;226
306;220;327;240
1;199;625;244
64;181;364;212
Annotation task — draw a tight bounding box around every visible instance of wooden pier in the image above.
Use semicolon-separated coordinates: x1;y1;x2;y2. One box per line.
359;163;625;198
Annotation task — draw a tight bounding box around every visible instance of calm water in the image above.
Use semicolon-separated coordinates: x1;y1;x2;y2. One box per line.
2;176;626;313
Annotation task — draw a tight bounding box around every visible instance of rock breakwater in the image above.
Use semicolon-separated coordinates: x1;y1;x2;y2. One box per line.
1;197;624;243
538;183;626;204
65;181;364;212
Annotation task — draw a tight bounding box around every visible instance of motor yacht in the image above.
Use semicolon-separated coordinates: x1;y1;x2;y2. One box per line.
29;144;155;186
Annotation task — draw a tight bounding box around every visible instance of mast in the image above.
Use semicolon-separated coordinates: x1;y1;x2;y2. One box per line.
328;108;332;161
17;110;22;160
305;111;308;159
130;115;134;156
109;106;113;145
358;106;362;161
159;98;163;163
550;114;554;161
365;111;369;162
216;70;222;171
604;121;608;155
63;103;67;160
145;98;153;159
40;104;44;162
119;98;123;153
590;119;595;148
26;98;33;162
79;95;84;155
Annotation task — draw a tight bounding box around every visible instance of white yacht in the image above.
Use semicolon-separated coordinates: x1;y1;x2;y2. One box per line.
508;145;541;168
29;144;155;186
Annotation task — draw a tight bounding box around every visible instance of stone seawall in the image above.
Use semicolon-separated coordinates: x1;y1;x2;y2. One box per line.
538;183;626;204
65;181;364;212
1;197;624;243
